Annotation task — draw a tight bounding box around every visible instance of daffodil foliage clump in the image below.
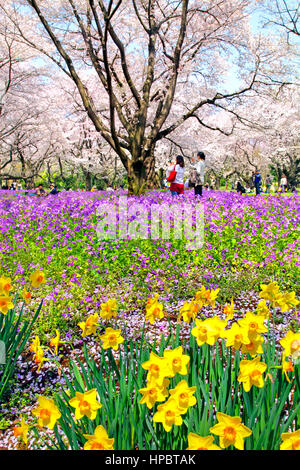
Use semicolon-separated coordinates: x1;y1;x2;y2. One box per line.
10;281;300;451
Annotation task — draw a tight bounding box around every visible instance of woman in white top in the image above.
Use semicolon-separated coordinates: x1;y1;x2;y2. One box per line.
280;175;287;192
166;155;185;196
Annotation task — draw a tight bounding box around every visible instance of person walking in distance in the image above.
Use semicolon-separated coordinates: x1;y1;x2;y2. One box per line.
265;174;272;194
191;151;206;197
166;155;185;196
254;169;262;195
280;174;287;192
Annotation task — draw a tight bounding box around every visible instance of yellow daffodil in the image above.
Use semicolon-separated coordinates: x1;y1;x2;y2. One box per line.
139;378;169;409
30;336;40;354
282;357;294;383
0;295;14;315
204;288;220;309
224;322;250;350
30;270;46;289
99;298;118;320
270;293;285;310
100;327;124;350
179;300;199;323
194;286;208;308
69;389;102;420
142;352;169;386
13;415;29;445
238;356;267;392
163;346;190;377
280;429;300;450
224;298;235;320
153;398;183;432
240;334;264;357
32;396;61;429
191;317;224;347
280;330;300;360
145;301;165;324
275;291;299;313
49;329;61;355
208;316;227;338
78;313;99;338
169;380;197;413
83;425;114;450
209;412;252;450
33;346;48;372
22;288;32;305
238;311;268;339
0;276;13;295
146;293;159;310
259;281;280;303
256;300;270;318
187;433;221;450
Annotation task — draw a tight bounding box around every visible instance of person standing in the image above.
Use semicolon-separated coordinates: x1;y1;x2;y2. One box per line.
265;174;272;194
254;169;262;195
280;175;287;192
191;151;206;197
166;155;185;196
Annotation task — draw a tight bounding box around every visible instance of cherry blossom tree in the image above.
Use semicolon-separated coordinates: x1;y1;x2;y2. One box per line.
262;0;299;38
1;0;291;193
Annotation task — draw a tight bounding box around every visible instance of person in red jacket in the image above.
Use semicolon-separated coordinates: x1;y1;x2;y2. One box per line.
166;155;185;196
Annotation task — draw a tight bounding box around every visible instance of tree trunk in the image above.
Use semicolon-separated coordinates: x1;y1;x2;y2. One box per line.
80;166;93;191
127;159;146;195
127;145;159;195
85;171;92;191
144;146;160;189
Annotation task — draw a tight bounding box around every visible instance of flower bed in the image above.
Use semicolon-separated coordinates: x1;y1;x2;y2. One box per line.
0;189;299;450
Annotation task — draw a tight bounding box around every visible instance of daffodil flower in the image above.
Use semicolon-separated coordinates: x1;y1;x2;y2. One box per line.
238;356;267;392
142;352;170;386
49;329;62;355
224;322;250;350
69;389;102;420
153;398;183;432
78;313;99;337
13;415;29;445
145;300;165;324
100;298;118;320
280;330;300;360
224;298;234;320
238;311;268;338
0;295;14;315
22;288;32;305
179;300;199;323
100;327;124;350
280;429;300;450
83;425;114;450
32;396;61;429
163;346;190;377
169;380;197;413
0;275;13;296
210;412;252;450
139;378;169;409
187;433;220;450
30;270;46;289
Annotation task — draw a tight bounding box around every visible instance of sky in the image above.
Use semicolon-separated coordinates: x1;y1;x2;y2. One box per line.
222;4;300;93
